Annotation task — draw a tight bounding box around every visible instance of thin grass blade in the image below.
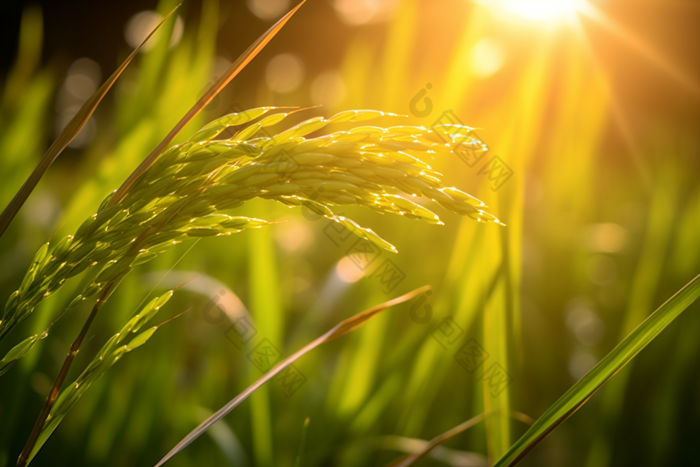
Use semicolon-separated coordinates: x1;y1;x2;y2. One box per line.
110;1;306;207
492;272;700;467
386;413;486;467
292;417;310;467
0;5;181;239
483;224;511;461
155;285;430;466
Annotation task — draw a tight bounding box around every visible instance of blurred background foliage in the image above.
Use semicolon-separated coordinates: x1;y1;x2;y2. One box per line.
0;0;699;466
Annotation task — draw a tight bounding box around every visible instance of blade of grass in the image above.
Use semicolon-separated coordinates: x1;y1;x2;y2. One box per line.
336;294;390;419
248;210;282;467
1;6;43;112
293;417;310;467
492;272;700;467
0;5;181;239
109;1;306;207
194;407;249;467
155;285;431;466
398;225;489;436
386;412;486;467
481;36;554;451
648;308;700;465
483;224;510;461
380;0;416;110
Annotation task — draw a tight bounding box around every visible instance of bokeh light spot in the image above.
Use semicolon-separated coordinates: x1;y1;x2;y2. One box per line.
265;53;305;93
247;0;291;21
332;0;399;26
566;299;605;346
336;256;365;283
584;223;627;253
64;58;101;101
275;220;313;253
470;37;506;78
310;70;347;107
55;58;102;148
587;255;618;286
568;350;597;379
478;0;583;22
124;11;184;51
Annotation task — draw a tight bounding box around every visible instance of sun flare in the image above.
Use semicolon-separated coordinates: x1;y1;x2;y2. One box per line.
489;0;584;22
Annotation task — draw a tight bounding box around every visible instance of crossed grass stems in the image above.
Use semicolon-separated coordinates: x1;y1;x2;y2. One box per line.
0;103;502;464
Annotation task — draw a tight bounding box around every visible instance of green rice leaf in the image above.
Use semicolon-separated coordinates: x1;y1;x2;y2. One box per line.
492;273;700;467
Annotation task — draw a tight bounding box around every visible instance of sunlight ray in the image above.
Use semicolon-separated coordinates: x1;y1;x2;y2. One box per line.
571;20;653;190
579;2;700;98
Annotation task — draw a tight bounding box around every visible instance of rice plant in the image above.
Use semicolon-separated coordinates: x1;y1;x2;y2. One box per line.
1;66;501;465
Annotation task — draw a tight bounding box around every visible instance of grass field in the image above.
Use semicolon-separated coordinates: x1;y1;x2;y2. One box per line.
0;1;699;466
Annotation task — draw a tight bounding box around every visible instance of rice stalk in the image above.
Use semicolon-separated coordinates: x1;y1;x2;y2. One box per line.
248;203;282;467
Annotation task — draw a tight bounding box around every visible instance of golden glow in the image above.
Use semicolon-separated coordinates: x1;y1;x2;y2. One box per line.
581;3;700;98
470;38;506;78
486;0;583;22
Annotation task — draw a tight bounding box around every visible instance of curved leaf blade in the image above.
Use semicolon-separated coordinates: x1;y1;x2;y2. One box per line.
493;272;700;467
